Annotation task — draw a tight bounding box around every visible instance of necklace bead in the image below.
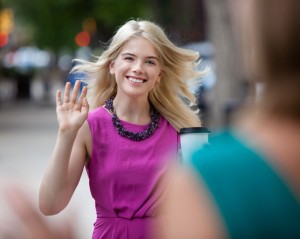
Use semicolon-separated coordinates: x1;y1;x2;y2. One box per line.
105;97;160;141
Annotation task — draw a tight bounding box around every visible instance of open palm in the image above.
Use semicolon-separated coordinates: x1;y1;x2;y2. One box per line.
56;80;89;132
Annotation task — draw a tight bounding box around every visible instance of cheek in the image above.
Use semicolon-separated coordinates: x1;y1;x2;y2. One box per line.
114;63;128;74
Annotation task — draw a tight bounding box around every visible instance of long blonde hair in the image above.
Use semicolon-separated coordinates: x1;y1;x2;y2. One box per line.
72;19;203;131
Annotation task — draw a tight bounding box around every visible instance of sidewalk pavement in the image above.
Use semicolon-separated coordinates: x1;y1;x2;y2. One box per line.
0;100;95;238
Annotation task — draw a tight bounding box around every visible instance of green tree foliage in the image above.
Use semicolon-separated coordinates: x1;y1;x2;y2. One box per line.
4;0;151;53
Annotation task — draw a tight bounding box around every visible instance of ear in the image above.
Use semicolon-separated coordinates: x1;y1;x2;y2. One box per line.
156;71;162;83
109;61;115;74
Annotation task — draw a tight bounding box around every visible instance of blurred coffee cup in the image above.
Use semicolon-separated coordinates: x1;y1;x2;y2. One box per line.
179;127;210;163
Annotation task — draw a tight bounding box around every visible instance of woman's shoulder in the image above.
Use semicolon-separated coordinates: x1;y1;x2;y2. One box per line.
160;115;178;133
87;106;112;131
88;105;105;115
88;106;108;121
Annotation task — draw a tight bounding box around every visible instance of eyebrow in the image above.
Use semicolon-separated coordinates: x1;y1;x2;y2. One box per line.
121;53;159;61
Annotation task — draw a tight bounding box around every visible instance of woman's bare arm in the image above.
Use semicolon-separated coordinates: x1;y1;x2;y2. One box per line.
39;81;90;215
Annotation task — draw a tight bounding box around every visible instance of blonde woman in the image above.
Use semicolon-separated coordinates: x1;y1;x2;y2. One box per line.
39;19;202;239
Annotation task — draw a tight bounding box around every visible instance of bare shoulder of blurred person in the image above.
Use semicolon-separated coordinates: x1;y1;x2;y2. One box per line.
157;166;227;239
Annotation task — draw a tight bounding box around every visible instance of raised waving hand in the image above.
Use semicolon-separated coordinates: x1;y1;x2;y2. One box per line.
39;80;89;216
56;80;89;132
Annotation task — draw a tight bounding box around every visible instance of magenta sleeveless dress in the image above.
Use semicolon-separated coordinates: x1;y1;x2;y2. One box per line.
86;106;179;239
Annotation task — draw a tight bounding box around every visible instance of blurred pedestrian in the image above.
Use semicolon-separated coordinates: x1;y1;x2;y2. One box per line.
0;185;74;239
67;61;87;94
39;19;202;239
158;0;300;238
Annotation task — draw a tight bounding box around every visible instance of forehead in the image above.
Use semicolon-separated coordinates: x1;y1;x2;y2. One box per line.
120;37;159;57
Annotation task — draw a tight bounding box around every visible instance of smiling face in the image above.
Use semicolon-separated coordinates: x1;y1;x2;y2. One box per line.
109;37;162;99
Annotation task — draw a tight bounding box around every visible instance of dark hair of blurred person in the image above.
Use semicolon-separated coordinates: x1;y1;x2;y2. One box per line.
158;0;300;238
250;0;300;119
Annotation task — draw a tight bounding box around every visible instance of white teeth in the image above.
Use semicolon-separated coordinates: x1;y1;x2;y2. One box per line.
128;77;143;83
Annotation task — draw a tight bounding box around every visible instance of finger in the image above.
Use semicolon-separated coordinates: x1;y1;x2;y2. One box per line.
56;90;62;106
64;82;71;103
77;86;88;105
82;97;90;115
71;80;81;103
74;86;87;111
81;85;88;98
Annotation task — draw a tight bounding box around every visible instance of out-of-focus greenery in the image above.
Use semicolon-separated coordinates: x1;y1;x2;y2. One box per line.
3;0;151;53
2;0;206;54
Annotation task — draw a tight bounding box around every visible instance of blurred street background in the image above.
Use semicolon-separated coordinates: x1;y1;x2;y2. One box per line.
0;97;95;238
0;0;250;237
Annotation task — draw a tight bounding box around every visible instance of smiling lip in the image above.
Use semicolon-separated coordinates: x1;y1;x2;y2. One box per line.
126;76;147;83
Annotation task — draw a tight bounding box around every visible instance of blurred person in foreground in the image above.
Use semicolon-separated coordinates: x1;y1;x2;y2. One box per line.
158;0;300;238
39;19;202;239
0;185;74;239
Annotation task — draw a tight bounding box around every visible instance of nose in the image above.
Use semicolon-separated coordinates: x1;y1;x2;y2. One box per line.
132;60;144;74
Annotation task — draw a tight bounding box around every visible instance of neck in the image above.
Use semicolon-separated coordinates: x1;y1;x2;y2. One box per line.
236;111;300;197
104;96;160;141
112;95;151;125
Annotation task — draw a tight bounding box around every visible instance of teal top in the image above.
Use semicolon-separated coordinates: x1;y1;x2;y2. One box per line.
190;130;300;239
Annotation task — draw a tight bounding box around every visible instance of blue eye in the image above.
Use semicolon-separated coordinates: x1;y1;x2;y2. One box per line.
124;56;134;61
146;60;155;65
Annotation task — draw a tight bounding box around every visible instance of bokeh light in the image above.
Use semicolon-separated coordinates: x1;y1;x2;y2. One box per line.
75;31;91;47
0;33;9;47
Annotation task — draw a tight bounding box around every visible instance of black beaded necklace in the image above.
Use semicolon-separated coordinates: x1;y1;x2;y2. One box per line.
105;97;160;141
